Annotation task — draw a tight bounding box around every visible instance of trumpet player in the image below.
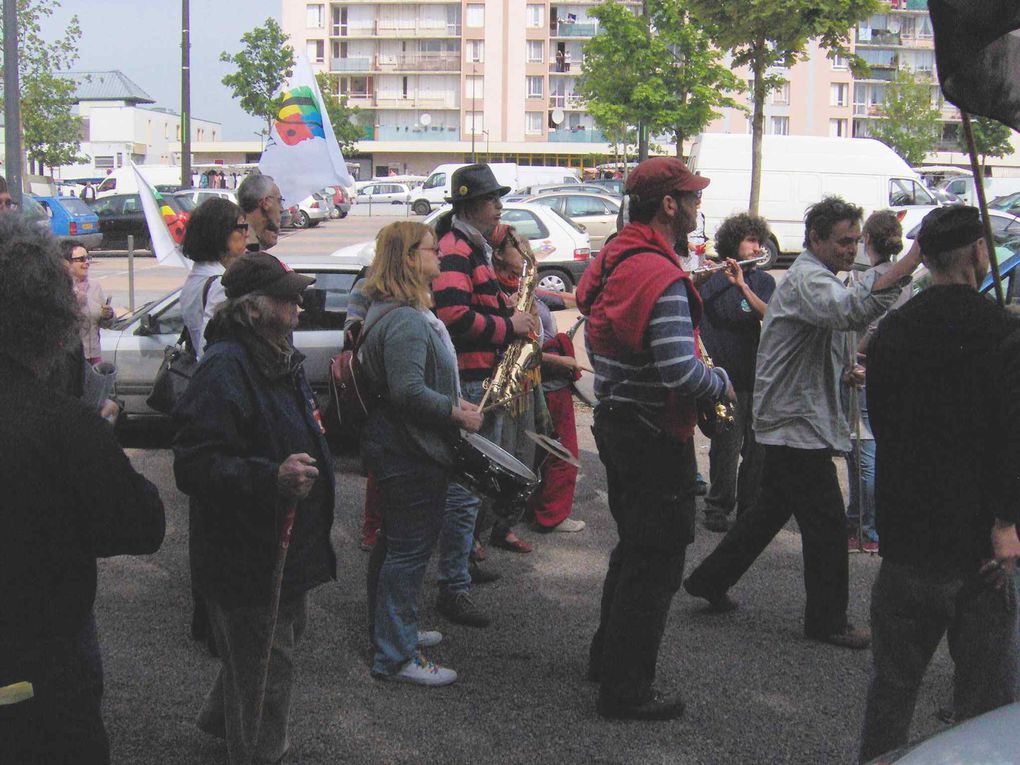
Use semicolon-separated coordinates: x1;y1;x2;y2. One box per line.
577;157;735;721
698;215;777;534
684;196;921;650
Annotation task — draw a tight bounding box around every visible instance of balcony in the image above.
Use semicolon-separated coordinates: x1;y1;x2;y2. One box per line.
374;125;460;142
550;59;580;74
551;21;598;38
373;96;459;110
549;93;586;109
858;30;901;47
377;54;461;72
332;22;461;38
548;127;606;143
332;57;372;72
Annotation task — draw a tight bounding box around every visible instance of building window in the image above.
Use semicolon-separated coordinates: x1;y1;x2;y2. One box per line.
527;41;544;64
95;155;115;169
306;4;324;28
526;112;543;134
526;76;544;99
830;82;849;107
465;111;482;135
467;40;484;63
768;116;789;135
829;118;848;137
466;4;484;27
832;54;848;70
771;83;790;105
466;75;483;100
307;39;325;64
527;4;544;28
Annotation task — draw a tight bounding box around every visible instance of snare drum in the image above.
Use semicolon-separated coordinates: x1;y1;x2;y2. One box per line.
453;431;539;505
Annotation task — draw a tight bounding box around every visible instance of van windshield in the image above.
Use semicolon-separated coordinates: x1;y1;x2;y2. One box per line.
423;173;446;190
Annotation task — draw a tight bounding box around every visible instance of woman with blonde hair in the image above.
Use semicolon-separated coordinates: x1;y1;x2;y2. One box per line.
360;221;482;686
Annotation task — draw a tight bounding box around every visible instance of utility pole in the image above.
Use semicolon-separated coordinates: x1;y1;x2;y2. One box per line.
470;64;477;162
181;0;192;189
4;0;23;203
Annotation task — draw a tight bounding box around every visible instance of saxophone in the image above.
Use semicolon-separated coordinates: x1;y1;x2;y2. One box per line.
696;334;734;436
482;246;541;412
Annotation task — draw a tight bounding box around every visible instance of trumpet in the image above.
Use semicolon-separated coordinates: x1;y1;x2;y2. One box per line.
692;252;771;275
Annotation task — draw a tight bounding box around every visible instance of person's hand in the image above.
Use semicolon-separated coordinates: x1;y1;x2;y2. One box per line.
843;364;866;388
277;453;319;500
724;381;736;403
99;398;120;425
548;354;580;371
452;399;483;433
511;309;537;338
724;258;746;289
981;521;1020;590
100;303;115;320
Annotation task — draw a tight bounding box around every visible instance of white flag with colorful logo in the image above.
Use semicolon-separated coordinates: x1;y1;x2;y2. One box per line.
131;162;189;268
258;55;355;206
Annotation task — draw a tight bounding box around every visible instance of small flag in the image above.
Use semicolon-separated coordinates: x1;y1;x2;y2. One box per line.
131;162;188;268
930;0;1020;131
258;55;355;207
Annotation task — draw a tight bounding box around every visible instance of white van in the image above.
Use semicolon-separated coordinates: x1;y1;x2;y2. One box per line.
96;165;187;199
410;163;580;215
938;176;1020;207
687;134;936;266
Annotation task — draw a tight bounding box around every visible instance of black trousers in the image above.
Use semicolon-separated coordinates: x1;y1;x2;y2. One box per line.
686;444;849;637
589;406;696;706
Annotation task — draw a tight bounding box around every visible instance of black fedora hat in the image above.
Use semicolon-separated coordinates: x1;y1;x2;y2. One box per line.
445;163;512;204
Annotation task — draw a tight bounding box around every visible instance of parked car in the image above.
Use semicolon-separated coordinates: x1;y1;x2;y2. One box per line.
328;201;592;292
893;205;1020;258
171;188;238;212
523;192;620;253
18;194;51;233
89;192;190;250
33;195;102;249
100;257;371;424
990;191;1020;216
325;186;351;218
589;178;625;197
355;182;413;206
527;183;617;196
292;194;330;228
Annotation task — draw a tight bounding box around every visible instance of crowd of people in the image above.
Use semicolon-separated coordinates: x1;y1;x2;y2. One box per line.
2;156;1019;764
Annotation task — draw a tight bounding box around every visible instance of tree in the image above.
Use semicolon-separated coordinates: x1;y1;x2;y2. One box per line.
314;72;364;154
960;116;1015;172
0;0;86;173
576;0;742;162
220;19;295;131
870;68;941;167
688;0;881;215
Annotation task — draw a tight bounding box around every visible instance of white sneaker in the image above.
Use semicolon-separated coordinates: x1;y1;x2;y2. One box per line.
393;653;457;687
552;517;586;533
417;630;443;648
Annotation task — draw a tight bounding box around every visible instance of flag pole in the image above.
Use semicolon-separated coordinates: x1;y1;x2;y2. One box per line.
960;111;1005;307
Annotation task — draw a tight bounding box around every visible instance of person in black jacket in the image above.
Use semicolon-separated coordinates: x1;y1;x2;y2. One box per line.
174;252;336;765
0;213;166;765
858;206;1020;762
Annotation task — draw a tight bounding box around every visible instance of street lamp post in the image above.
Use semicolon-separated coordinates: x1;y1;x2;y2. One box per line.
470;64;477;162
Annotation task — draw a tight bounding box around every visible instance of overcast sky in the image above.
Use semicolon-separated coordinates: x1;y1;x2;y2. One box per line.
42;0;281;140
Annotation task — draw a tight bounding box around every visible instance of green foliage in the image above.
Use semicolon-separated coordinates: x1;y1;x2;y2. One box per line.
871;69;941;167
0;0;87;170
576;0;743;159
314;72;362;154
962;116;1015;170
688;0;882;214
220;19;295;130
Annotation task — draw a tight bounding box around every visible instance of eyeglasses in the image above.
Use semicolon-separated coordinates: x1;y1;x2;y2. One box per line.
234;222;249;232
70;255;93;263
265;195;285;205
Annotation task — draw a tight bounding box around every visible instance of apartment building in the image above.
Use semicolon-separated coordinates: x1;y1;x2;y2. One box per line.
282;0;641;177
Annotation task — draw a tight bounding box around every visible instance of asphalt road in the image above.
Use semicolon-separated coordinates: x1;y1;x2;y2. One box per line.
95;417;959;765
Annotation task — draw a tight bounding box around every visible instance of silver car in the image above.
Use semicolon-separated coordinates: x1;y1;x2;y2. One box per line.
100;258;370;424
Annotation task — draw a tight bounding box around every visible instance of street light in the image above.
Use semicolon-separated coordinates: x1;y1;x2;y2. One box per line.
470;64;478;162
482;129;490;160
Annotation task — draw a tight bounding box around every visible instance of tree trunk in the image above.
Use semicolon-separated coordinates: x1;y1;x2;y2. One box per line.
675;128;684;159
638;121;649;162
748;40;767;217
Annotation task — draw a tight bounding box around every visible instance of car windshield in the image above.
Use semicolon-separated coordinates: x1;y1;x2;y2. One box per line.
990;192;1020;211
59;197;95;215
21;195;47;220
172;194;197;212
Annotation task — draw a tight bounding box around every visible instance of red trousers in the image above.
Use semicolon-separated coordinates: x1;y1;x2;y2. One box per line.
529;387;579;527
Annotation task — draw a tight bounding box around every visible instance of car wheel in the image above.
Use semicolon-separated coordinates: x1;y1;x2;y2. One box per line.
538;268;572;293
338;211;348;219
295;210;310;229
412;200;431;216
760;238;780;269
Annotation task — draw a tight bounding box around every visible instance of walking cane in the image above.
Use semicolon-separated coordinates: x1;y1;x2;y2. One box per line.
250;501;298;753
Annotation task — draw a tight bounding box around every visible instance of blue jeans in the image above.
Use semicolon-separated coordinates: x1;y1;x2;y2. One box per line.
437;379;492;598
365;450;449;675
846;389;877;542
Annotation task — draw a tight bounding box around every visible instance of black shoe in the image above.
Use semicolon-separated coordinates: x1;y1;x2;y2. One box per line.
597;692;685;721
437;592;491;628
702;511;731;533
469;560;501;585
806;623;871;650
682;576;738;612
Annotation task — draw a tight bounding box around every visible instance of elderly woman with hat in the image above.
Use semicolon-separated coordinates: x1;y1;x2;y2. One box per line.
430;164;540;628
173;253;336;764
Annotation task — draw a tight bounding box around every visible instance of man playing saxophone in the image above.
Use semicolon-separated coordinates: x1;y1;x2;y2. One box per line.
431;164;539;628
576;157;735;721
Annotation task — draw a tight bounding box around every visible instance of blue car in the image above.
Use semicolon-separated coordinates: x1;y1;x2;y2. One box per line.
34;195;102;249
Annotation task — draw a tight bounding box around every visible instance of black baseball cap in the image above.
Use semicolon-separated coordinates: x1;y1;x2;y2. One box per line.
916;205;984;256
222;252;315;299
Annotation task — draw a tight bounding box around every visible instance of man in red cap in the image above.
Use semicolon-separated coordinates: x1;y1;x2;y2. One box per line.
576;157;735;720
